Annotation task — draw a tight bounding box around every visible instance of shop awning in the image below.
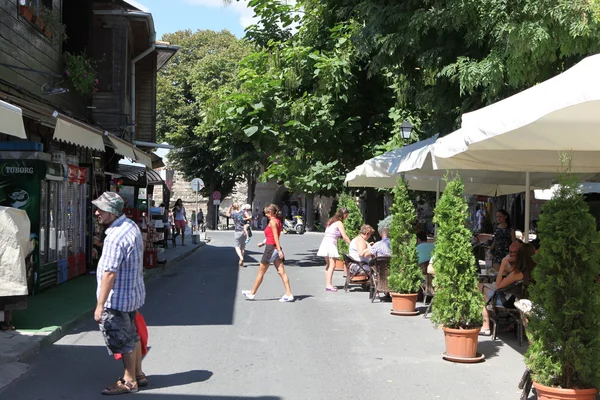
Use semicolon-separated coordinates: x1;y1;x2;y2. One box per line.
52;113;105;152
133;148;152;168
118;164;164;185
107;134;136;159
0;100;27;139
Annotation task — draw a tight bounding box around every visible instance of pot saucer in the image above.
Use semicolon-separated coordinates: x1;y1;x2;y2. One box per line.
390;309;420;316
442;352;485;363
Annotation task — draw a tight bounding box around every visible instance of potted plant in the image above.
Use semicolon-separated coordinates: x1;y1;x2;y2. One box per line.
525;171;600;399
19;1;35;23
38;5;68;42
336;193;362;271
63;51;99;95
430;175;485;362
387;176;422;315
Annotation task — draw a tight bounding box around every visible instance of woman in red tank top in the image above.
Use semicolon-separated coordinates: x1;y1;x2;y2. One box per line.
242;204;294;302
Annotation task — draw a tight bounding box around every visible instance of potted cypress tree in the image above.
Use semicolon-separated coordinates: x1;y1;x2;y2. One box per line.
525;172;600;399
336;193;363;271
431;175;485;362
387;176;422;315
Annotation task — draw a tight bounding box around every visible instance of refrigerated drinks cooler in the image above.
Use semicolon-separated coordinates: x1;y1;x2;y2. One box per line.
0;159;66;293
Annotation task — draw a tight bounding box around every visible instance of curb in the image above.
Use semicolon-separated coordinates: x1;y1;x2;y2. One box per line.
33;242;206;355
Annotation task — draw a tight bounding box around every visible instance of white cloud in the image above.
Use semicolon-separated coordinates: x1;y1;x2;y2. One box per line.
184;0;258;29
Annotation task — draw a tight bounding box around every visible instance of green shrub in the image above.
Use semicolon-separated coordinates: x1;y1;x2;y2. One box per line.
430;175;484;329
525;173;600;389
337;193;362;260
377;215;393;232
388;176;422;293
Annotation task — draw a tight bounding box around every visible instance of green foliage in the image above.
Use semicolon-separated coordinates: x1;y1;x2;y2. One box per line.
388;176;422;294
337;193;363;260
63;51;98;95
377;215;392;233
430;175;484;329
156;30;253;208
38;4;67;43
525;172;600;389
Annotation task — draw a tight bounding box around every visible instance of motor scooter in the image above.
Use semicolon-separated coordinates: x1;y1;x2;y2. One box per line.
283;215;305;234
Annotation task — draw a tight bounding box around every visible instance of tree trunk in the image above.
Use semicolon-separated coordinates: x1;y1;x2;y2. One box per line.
206;185;217;230
305;193;315;231
247;170;257;206
364;188;384;237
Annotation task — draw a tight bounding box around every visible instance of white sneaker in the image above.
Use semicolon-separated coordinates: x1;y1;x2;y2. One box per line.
279;294;294;302
242;290;255;300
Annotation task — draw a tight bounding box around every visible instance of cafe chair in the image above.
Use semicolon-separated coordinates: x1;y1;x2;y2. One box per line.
343;254;373;293
487;280;526;346
369;256;391;302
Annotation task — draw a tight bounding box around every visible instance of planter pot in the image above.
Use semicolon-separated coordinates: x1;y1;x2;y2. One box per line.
19;5;34;22
390;292;419;316
533;382;598;400
334;258;345;271
441;326;484;363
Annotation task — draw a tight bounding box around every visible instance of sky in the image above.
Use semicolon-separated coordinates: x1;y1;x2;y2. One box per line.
128;0;256;39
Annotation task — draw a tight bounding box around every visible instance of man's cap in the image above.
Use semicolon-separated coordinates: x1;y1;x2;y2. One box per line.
242;204;251;210
92;192;124;216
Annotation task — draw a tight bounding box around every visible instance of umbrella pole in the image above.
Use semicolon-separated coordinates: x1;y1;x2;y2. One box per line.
524;172;530;243
434;180;440;237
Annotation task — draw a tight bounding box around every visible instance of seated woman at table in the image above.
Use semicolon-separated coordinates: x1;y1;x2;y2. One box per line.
348;224;375;274
416;231;434;265
479;243;536;336
489;209;516;271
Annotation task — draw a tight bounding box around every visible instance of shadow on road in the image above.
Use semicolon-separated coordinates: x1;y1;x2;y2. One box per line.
130;395;281;399
286;249;323;267
145;369;213;389
143;243;241;326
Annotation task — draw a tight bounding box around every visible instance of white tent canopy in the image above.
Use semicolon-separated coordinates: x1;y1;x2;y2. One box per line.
433;54;600;172
534;182;600;201
345;136;557;196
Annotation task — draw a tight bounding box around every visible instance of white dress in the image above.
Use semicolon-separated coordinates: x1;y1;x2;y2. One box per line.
317;222;341;258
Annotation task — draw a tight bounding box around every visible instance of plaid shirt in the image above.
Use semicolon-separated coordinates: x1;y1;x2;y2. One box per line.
97;214;145;312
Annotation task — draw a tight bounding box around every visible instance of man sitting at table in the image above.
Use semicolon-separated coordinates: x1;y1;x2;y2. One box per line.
496;241;520;273
371;227;391;257
416;231;434;264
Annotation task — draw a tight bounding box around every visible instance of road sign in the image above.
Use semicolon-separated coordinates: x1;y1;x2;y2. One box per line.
213;200;220;205
190;178;204;192
212;191;221;200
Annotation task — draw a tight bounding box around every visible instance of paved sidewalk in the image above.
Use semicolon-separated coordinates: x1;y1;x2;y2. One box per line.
0;238;205;391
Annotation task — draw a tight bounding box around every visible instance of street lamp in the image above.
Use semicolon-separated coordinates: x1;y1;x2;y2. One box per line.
400;119;413;145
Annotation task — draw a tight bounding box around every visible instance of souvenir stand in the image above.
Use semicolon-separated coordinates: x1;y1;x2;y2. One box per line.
116;164;168;269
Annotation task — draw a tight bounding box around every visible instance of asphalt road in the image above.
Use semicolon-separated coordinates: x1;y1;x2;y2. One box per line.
0;231;529;400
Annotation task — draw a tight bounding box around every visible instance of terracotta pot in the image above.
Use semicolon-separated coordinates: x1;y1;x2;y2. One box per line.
533;382;598;400
19;5;34;22
442;326;479;359
334;258;345;271
390;292;417;313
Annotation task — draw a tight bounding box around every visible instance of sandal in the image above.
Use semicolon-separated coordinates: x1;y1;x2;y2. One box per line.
325;287;338;292
0;322;16;331
101;379;138;395
478;329;492;336
136;374;148;387
239;260;244;267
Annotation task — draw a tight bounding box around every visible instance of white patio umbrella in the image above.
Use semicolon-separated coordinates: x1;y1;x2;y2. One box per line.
345;135;557;197
432;54;600;240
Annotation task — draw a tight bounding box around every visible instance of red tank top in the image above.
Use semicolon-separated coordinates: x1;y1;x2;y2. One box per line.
264;217;282;245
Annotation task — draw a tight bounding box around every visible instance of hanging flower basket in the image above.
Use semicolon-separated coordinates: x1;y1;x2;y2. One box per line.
63;51;99;95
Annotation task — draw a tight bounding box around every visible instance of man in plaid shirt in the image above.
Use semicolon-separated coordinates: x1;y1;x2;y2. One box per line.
93;192;146;395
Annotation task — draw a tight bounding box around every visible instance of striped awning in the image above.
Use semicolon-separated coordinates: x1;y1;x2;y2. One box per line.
117;164;164;185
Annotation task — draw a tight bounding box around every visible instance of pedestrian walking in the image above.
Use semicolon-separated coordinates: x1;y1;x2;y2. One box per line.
226;203;247;267
197;209;205;232
173;199;187;246
317;207;351;292
242;204;294;302
92;192;147;395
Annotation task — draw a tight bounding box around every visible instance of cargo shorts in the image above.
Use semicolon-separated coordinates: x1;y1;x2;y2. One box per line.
99;308;139;355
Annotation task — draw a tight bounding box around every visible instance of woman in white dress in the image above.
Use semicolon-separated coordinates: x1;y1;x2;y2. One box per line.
317;208;351;292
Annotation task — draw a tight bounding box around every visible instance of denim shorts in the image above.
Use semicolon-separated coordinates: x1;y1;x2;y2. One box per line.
99;308;139;355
